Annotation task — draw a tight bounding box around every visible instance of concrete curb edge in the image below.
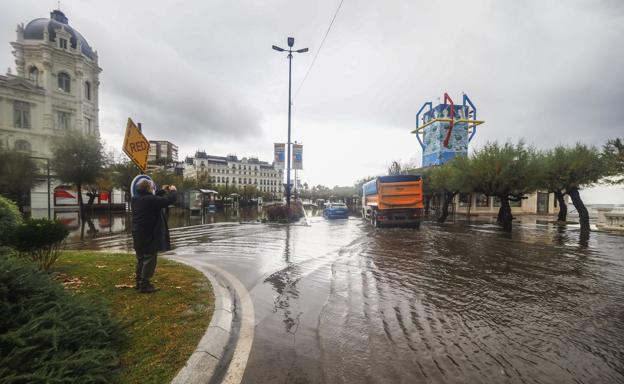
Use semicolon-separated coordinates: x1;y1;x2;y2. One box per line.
166;256;254;384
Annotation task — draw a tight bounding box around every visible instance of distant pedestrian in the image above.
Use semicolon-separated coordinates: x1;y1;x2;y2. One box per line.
131;179;177;293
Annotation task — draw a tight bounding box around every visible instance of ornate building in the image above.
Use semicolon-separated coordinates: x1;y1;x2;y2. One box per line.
0;9;100;157
184;152;284;199
0;9;101;211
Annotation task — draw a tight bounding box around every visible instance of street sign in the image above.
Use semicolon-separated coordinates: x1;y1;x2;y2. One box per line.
122;118;149;172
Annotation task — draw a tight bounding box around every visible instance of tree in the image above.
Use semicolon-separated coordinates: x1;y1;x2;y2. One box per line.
354;177;374;197
51;132;105;213
538;148;570;222
149;168;182;188
0;151;38;211
96;168;115;209
539;144;607;233
110;161;140;202
427;157;473;223
387;160;403;175
469;141;541;231
603;138;624;184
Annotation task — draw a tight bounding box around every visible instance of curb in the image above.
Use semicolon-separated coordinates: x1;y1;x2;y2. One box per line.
166;256;255;384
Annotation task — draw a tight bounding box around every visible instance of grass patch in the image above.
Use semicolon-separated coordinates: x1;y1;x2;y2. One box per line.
53;251;214;384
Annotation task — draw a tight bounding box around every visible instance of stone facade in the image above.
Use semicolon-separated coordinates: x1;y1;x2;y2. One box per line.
0;9;100;158
0;9;101;212
447;191;559;216
148;140;179;164
184;152;284;198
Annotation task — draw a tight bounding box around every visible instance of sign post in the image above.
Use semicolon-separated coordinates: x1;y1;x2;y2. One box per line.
122;118;150;172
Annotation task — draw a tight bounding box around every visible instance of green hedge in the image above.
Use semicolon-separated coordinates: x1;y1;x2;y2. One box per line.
13;218;69;271
0;196;23;247
0;255;125;383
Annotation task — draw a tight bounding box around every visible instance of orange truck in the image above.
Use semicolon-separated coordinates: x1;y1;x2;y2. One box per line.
362;175;424;228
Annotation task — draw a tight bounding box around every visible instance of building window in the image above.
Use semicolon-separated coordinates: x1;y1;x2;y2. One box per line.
59;38;68;49
459;193;471;207
85;117;92;134
476;193;489;208
14;139;31;152
84;81;91;100
28;66;39;85
13;101;31;129
58;72;70;93
57;111;71;129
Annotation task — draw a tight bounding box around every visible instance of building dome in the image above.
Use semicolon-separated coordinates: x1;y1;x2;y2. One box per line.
22;10;95;60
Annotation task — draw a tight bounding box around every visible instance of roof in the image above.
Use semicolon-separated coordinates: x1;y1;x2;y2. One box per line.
22;10;95;60
198;189;218;194
192;151;273;166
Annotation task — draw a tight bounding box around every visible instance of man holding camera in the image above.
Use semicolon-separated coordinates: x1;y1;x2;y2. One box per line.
131;180;177;293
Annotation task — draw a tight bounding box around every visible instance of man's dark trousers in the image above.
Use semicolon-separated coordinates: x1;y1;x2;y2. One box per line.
135;251;157;286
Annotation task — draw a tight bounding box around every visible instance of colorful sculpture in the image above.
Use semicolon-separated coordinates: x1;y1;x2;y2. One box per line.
412;93;484;167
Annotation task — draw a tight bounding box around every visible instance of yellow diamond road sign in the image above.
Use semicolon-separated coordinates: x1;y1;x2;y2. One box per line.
122;118;149;172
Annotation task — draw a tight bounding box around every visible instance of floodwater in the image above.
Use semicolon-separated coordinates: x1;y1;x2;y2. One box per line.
66;212;624;383
58;206;264;246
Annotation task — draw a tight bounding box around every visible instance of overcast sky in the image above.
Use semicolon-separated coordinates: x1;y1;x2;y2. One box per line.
1;0;623;202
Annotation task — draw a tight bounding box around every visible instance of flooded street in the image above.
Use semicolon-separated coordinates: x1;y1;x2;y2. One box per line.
68;214;624;383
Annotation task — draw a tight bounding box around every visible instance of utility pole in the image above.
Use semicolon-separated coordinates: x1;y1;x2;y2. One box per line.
273;37;308;210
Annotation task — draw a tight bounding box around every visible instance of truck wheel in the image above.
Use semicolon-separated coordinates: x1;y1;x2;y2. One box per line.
414;222;421;230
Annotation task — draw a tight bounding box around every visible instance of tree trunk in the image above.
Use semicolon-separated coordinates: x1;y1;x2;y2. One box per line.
554;190;567;222
437;191;456;223
424;194;432;217
568;187;590;233
499;196;513;232
77;184;84;214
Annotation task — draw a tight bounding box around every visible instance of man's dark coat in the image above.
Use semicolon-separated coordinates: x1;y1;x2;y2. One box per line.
131;190;176;254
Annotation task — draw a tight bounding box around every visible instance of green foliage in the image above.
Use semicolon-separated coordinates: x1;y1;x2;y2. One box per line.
13;218;69;271
0;151;39;209
539;144;607;192
51;132;105;208
0;256;124;382
0;196;23;246
265;205;303;222
603;138;624;184
51;132;105;187
300;183;358;200
469;141;541;200
426;156;473;194
110;161;140;195
387;160;403;175
148;168;182;188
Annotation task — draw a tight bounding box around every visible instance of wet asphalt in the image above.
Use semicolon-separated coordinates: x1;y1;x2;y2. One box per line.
66;213;624;383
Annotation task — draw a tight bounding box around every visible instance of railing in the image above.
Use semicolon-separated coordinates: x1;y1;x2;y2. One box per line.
596;208;624;231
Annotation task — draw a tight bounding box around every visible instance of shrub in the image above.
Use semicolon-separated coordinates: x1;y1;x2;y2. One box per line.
13;218;69;271
0;256;125;382
265;204;304;223
0;196;23;246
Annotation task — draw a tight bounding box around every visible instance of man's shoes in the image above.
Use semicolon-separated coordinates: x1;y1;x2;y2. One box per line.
138;282;159;294
134;280;141;290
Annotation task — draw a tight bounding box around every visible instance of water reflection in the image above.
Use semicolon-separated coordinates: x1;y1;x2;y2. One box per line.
60;206;263;245
263;226;305;334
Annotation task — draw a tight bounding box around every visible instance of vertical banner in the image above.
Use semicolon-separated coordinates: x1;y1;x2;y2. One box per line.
292;143;303;170
274;143;285;169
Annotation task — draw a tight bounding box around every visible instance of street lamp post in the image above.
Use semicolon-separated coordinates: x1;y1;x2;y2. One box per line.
273;37;308;210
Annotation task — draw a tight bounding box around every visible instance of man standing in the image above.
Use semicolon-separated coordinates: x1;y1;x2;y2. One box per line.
131;179;177;293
